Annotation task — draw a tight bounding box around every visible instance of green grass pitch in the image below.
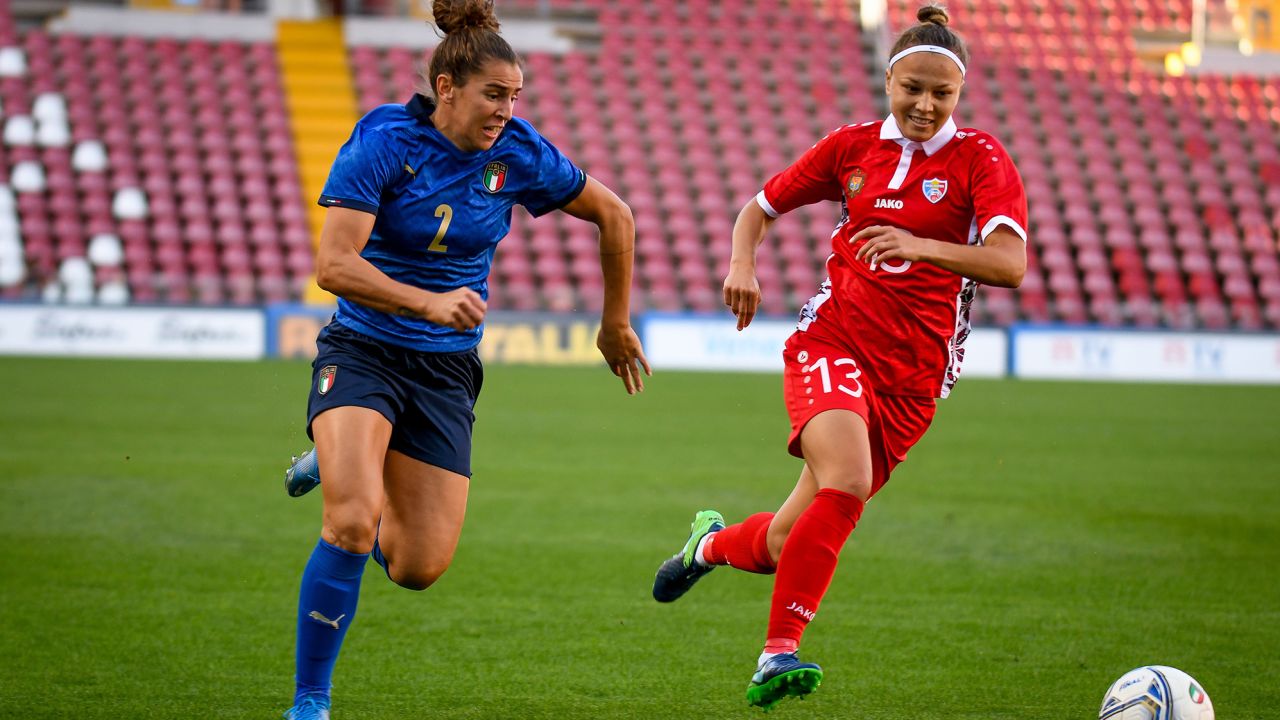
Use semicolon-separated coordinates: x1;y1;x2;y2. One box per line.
1;357;1277;719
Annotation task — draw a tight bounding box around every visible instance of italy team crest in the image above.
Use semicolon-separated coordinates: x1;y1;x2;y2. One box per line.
1189;683;1207;704
846;168;866;198
922;178;948;203
482;161;508;193
318;365;337;395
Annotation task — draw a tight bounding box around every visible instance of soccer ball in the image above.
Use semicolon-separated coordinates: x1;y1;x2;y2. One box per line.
1099;666;1215;720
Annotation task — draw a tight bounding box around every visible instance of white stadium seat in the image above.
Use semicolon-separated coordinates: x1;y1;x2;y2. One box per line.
4;115;36;146
112;187;149;220
11;161;46;193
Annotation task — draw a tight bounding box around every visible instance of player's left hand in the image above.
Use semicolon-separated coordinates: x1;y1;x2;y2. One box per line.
597;325;652;395
852;225;933;268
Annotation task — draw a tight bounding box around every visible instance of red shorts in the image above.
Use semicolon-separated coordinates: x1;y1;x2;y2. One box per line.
782;329;937;497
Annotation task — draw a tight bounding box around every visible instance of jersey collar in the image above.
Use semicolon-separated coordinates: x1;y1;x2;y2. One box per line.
880;114;957;156
406;94;437;125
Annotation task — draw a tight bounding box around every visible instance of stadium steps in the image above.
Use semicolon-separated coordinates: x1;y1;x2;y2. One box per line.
275;19;358;304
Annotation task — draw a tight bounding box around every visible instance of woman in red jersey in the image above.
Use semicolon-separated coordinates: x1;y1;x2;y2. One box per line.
651;5;1028;711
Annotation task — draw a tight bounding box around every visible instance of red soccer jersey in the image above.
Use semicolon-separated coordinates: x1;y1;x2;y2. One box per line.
758;115;1028;398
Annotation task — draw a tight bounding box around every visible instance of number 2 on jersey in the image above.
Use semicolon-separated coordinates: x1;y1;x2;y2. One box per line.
428;204;452;253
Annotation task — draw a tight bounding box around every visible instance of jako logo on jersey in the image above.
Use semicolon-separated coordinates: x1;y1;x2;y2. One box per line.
318;365;337;395
922;177;948;203
786;602;816;621
874;198;903;209
482;161;508;192
846;167;866;198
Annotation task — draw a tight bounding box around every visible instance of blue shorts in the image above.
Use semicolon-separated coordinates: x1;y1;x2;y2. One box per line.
306;321;484;477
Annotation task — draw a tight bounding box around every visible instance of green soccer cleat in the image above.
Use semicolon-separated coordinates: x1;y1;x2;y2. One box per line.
284;448;320;498
652;509;724;602
746;653;823;711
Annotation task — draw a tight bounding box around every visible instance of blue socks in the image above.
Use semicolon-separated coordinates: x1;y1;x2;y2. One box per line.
294;538;369;704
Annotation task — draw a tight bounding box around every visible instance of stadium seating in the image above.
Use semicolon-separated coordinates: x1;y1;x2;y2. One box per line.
352;0;881;316
354;0;1277;328
0;17;310;305
882;0;1279;329
0;0;1276;330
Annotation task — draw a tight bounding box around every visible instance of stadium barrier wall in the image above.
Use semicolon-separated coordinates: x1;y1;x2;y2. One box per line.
639;313;1009;377
265;304;603;365
0;304;265;359
5;303;1279;385
1008;324;1280;384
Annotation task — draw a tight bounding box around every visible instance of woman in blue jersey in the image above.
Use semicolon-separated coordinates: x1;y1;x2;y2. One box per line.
281;2;649;718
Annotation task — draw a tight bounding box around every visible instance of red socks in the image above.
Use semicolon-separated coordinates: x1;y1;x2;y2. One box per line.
700;489;865;653
765;488;864;651
701;512;777;574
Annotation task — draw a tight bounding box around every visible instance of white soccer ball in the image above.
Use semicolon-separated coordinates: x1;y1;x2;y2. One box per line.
1099;666;1214;720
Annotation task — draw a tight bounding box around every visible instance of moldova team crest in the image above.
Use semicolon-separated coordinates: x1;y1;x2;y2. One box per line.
482;161;508;193
846;168;866;198
318;365;337;395
922;178;948;203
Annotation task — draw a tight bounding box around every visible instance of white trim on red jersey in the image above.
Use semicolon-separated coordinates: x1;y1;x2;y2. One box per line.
797;277;834;332
980;214;1028;242
878;115;957;190
755;190;781;219
879;114;958;156
941;279;979;399
886;142;921;190
941;217;982;398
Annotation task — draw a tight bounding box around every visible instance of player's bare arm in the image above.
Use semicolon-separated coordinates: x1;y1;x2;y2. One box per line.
851;224;1026;288
314;207;487;331
724;199;777;331
560;175;651;394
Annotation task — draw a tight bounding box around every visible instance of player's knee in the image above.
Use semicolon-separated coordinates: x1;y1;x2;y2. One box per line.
829;474;870;502
322;515;379;554
823;471;873;503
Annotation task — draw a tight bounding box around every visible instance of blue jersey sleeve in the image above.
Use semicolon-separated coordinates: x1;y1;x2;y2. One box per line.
318;117;404;215
520;133;588;217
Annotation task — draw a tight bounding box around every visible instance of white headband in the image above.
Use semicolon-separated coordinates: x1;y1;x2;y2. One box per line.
887;44;967;76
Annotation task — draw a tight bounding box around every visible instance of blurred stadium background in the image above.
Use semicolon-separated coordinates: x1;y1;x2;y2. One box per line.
0;0;1275;329
1;1;1279;719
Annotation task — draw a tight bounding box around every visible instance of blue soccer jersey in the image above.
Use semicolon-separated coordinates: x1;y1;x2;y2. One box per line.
318;94;587;352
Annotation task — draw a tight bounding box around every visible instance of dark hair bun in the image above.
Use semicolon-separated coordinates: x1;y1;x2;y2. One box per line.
433;0;500;34
917;5;950;26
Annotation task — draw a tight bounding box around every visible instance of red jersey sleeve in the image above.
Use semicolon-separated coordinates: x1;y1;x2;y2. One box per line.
758;128;848;217
969;136;1029;242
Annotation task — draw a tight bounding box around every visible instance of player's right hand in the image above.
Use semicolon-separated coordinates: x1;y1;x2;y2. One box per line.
424;287;487;331
596;324;651;395
723;265;761;331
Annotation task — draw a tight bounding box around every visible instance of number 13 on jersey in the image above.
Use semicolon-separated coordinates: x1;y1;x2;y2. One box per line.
797;350;864;397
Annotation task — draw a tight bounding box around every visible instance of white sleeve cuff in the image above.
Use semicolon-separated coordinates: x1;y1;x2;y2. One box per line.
980;215;1027;242
755;190;780;218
